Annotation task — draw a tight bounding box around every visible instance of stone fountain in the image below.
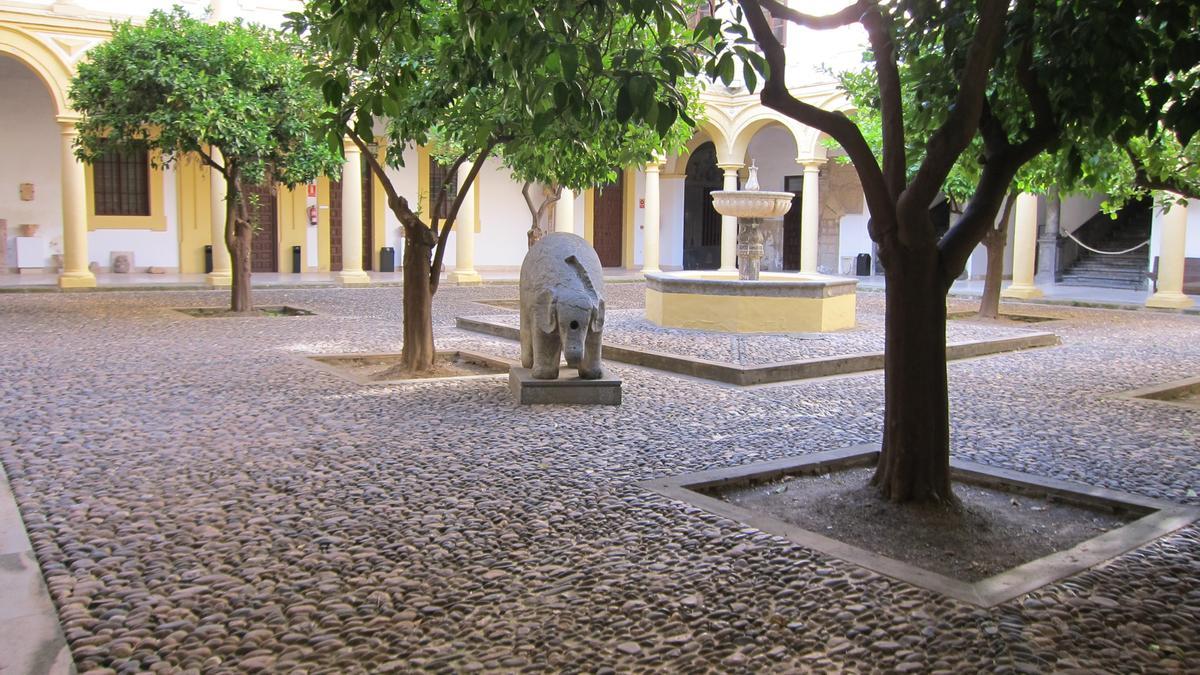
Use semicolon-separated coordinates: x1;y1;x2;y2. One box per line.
644;161;858;333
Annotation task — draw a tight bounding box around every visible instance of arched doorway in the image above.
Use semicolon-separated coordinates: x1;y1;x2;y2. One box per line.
683;142;724;270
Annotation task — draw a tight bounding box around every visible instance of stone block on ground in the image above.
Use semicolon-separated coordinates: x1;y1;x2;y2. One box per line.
509;367;621;405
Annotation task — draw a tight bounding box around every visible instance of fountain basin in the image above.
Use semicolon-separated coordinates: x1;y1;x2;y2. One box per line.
645;271;857;333
710;190;794;219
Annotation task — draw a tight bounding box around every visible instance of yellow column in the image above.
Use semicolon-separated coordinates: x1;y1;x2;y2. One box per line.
448;163;482;285
56;117;96;289
717;163;742;271
800;160;823;274
206;146;232;286
336;139;370;284
1002;192;1043;299
1147;195;1193;309
642;160;662;274
555;188;576;234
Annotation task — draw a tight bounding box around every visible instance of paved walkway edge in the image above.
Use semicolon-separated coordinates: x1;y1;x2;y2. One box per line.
0;462;75;674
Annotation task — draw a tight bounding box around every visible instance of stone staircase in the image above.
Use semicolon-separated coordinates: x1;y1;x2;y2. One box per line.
1060;208;1150;291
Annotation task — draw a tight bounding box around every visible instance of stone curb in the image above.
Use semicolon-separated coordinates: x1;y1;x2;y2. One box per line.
455;316;1060;386
0;462;75;674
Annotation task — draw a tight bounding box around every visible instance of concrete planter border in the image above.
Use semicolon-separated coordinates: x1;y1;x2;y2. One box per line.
638;444;1200;608
1108;375;1200;412
456;316;1059;386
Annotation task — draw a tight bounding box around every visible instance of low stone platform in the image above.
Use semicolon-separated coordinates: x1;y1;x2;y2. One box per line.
509;367;622;405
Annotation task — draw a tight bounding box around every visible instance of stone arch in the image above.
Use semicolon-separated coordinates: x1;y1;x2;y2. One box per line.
728;111;807;165
0;26;74;116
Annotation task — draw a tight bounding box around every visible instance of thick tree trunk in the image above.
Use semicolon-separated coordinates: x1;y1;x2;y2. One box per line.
978;233;1005;319
401;234;436;372
872;244;956;505
224;177;253;313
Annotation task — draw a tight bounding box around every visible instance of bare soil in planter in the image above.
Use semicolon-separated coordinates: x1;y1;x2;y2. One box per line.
948;310;1057;323
713;467;1133;582
177;306;313;318
317;352;506;382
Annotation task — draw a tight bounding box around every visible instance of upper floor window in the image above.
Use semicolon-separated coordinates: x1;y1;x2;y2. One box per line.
93;149;150;216
428;157;459;221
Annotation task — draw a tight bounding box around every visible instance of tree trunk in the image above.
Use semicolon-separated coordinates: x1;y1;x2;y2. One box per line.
401;233;436;372
871;244;956;505
978;233;1005;319
224;175;253;313
977;191;1015;320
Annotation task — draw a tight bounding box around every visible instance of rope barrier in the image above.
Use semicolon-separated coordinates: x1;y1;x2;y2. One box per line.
1064;231;1150;256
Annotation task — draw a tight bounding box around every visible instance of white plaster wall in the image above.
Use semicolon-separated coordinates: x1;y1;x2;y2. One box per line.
472;158;533;267
630;170;646;267
87;164;180;269
838;211;872;272
1059;193;1105;235
744;126;801;190
1;56;62;271
382;145;419;256
660;176;685;269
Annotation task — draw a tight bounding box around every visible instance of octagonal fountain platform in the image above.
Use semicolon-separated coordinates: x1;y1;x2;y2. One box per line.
645;162;857;334
644;270;858;333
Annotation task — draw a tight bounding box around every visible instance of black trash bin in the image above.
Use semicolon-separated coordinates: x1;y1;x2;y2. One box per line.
379;247;396;273
204;245;213;274
855;253;871;276
292;246;302;274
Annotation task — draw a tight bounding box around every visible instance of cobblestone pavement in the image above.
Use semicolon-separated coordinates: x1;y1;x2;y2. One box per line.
1;284;1198;673
463;291;1044;365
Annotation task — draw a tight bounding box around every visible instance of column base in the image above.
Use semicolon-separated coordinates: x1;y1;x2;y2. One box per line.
718;265;737;274
1145;292;1195;309
447;270;483;285
57;271;96;289
335;270;371;285
640;266;661;276
205;272;232;287
1001;283;1043;300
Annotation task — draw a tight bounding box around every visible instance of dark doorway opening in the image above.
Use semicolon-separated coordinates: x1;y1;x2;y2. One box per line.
782;175;803;271
683;142;725;270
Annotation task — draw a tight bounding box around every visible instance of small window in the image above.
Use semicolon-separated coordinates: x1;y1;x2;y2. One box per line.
93;149;151;216
428;158;459;221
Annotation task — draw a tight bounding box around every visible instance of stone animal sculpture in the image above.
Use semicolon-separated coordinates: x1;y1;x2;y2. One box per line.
519;232;606;380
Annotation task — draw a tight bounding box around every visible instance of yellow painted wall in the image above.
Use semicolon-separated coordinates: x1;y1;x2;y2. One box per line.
316;176;332;272
175;155;211;274
86;151;167;231
622;167;636;268
583;188;595;244
645;289;856;333
277;185;308;272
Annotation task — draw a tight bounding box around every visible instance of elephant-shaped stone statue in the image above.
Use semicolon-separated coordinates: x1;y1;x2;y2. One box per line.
519;232;606;380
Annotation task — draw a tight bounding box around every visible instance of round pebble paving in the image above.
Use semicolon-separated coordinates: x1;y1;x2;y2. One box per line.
0;283;1197;673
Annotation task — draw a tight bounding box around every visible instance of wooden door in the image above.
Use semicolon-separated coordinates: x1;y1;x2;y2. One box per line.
245;181;278;273
783;175;802;271
329;179;343;271
361;159;374;271
592;173;624;267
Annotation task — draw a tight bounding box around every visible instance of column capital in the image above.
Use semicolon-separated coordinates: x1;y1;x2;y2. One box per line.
342;136;361;155
716;162;744;172
800;158;826;170
56;115;82;134
644;161;663;173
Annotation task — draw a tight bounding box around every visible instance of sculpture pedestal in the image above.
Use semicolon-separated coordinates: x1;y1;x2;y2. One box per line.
509;367;622;405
